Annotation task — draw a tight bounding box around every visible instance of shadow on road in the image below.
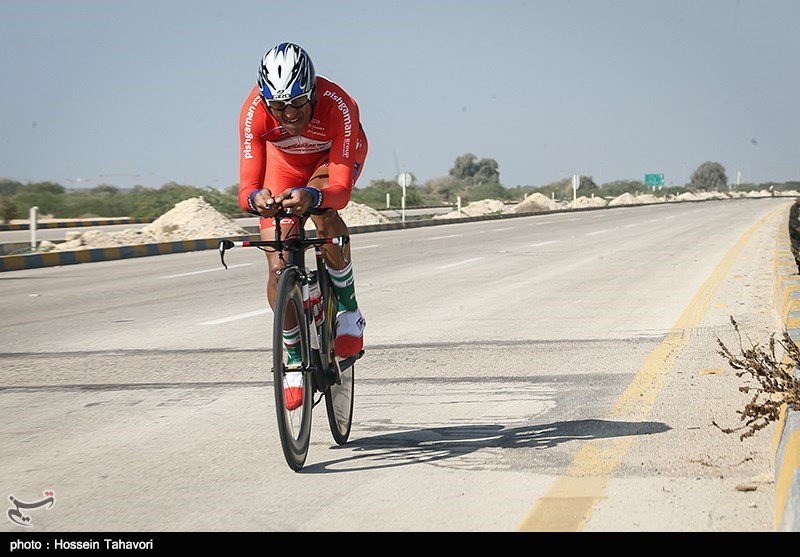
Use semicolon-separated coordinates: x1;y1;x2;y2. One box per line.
303;419;670;473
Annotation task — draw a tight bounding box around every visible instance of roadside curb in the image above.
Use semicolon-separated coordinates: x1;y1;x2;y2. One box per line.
0;236;252;272
772;208;800;532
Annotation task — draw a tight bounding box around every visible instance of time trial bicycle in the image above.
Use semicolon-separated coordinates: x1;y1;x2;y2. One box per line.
218;207;362;471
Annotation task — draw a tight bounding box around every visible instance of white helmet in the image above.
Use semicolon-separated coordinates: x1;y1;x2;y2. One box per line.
257;42;316;101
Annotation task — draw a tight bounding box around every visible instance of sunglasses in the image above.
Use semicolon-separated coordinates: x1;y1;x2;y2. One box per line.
266;92;312;111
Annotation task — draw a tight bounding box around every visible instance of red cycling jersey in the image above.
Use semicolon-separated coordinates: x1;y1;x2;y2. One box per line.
237;75;368;214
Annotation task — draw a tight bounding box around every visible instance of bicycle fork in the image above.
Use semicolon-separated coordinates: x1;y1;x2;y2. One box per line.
301;281;322;353
301;276;338;394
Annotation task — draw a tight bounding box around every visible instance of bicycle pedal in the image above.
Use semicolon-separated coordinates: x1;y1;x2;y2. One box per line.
337;350;364;370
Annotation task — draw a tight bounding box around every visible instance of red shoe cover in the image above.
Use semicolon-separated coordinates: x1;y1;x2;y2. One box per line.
284;387;303;411
335;335;364;359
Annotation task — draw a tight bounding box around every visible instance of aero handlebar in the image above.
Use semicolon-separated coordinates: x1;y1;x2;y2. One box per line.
218;207;349;269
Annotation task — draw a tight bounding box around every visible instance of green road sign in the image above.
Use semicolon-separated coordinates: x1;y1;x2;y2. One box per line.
645;173;664;187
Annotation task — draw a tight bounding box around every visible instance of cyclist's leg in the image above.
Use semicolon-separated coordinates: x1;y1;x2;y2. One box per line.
308;133;368;358
307;128;367;305
261;149;315;365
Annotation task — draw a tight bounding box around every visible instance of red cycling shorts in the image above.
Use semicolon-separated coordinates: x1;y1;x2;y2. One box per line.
259;131;367;231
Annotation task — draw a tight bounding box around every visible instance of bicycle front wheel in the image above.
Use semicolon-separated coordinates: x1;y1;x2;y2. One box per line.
320;271;354;445
273;267;314;471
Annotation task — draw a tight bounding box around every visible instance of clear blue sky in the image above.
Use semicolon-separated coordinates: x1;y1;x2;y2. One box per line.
1;0;798;191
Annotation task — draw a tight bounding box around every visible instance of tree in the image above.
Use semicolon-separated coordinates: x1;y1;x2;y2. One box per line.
691;161;728;191
0;178;22;197
91;184;120;194
474;158;500;182
450;153;478;179
22;181;66;195
0;197;19;223
449;153;500;183
10;181;67;217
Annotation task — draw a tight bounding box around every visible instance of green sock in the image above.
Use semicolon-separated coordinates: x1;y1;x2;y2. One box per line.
283;326;301;365
327;262;358;313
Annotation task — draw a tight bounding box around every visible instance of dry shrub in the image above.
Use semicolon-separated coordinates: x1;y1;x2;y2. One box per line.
716;316;800;440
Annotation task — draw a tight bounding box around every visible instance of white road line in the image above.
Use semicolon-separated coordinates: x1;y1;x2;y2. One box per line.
530;240;558;247
162;263;250;279
198;308;270;325
435;257;484;270
352;244;380;250
491;227;514;232
428;234;462;240
585;229;610;236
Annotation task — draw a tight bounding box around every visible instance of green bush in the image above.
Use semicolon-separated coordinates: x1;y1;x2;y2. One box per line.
0;197;20;223
351;179;426;209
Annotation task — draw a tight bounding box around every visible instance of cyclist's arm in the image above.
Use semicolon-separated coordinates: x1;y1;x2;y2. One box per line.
319;92;361;211
237;93;271;214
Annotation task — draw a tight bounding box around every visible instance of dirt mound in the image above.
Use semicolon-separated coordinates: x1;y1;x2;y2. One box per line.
566;195;608;209
39;197;248;251
338;201;392;226
141;197;248;241
635;194;661;204
512;192;562;213
433;199;509;219
607;192;640;206
38;198;390;252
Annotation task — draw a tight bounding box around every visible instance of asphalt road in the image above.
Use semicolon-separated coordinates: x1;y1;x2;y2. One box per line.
0;197;789;532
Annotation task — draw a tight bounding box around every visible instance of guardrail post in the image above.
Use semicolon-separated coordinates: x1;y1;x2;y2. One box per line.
29;206;38;250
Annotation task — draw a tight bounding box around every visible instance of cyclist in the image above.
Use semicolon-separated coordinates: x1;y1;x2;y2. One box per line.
237;42;367;406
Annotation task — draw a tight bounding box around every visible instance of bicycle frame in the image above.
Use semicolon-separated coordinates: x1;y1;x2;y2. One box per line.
217;208;357;383
218;207;359;469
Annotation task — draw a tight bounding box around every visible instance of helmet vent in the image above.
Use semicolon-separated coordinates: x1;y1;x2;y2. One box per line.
257;42;315;101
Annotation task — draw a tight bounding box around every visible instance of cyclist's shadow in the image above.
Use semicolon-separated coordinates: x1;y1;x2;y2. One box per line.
303;419;670;473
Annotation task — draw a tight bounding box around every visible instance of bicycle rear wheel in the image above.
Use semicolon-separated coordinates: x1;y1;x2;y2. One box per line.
273;268;314;471
319;271;354;445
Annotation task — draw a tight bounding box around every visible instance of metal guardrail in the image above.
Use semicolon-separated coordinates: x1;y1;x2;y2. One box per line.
0;217;153;231
0;207;461;232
